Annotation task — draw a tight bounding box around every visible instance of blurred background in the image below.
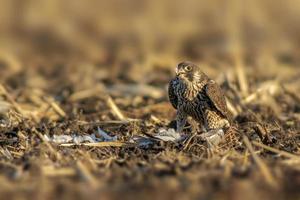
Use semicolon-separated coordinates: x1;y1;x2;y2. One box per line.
1;0;300;88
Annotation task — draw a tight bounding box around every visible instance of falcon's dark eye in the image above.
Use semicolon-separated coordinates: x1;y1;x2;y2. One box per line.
185;65;192;71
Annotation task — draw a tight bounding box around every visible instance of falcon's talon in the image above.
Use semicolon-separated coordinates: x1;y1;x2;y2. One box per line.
168;61;232;145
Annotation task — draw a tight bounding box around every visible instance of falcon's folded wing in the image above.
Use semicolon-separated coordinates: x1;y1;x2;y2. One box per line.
205;80;229;119
168;79;178;109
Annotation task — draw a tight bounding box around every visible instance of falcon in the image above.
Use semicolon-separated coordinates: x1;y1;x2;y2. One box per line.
168;61;231;134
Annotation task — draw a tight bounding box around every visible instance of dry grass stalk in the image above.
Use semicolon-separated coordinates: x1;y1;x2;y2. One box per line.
60;141;136;147
9;150;23;158
42;166;76;177
83;141;136;148
76;161;98;188
78;150;98;171
0;147;14;160
106;96;127;120
0;84;25;116
235;62;249;97
93;156;117;168
149;115;161;123
76;120;139;126
243;136;277;187
69;86;104;101
44;97;66;118
243;81;282;104
242;148;249;168
226;98;239;117
282;85;300;103
183;133;198;151
252;141;300;160
33;128;62;160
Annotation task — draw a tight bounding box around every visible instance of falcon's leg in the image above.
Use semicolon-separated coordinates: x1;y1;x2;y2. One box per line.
188;118;201;133
187;117;204;133
176;108;187;133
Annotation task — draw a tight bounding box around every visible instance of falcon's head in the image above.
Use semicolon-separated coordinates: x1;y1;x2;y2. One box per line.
175;61;208;83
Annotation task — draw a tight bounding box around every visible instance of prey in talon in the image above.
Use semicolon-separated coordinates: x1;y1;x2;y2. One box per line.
168;61;231;140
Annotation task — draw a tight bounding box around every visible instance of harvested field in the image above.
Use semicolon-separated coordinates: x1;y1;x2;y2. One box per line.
0;0;300;199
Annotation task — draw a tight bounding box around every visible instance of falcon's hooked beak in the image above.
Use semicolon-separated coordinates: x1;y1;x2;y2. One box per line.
175;67;185;76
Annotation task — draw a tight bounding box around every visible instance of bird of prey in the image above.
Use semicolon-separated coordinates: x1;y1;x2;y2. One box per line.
168;61;231;134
